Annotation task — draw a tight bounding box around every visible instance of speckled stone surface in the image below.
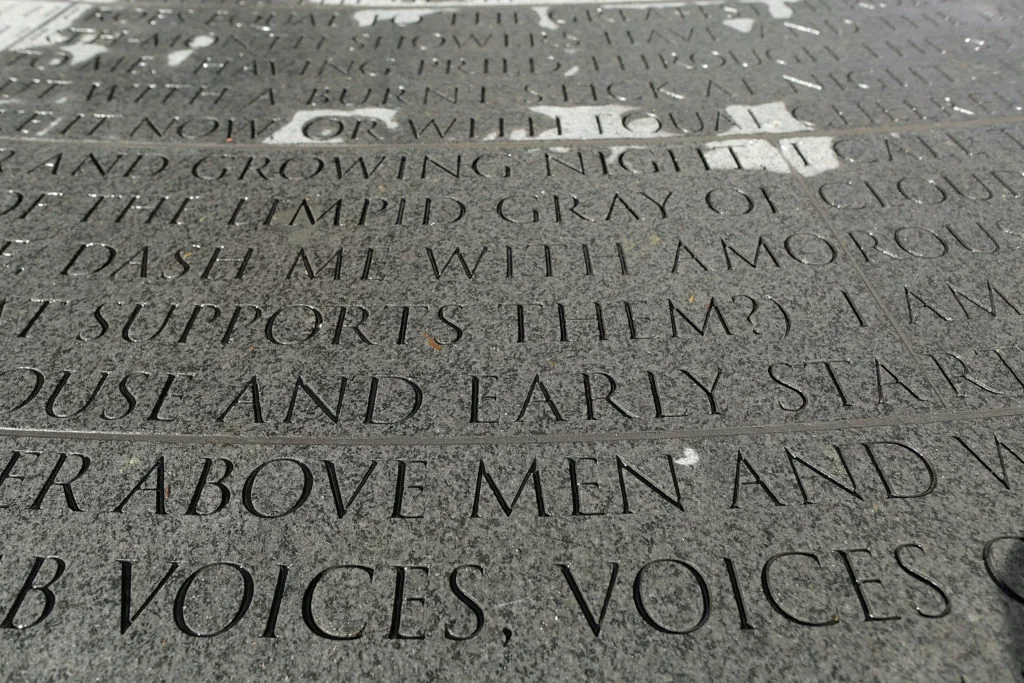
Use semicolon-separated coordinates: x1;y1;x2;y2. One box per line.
0;0;1022;679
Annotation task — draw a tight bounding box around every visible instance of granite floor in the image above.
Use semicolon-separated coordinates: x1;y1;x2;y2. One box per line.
0;0;1021;679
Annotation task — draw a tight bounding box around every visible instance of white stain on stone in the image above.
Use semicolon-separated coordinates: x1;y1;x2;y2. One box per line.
167;34;215;67
0;1;66;50
563;65;579;77
703;138;791;173
263;108;400;144
0;1;106;64
351;8;442;26
704;100;838;176
721;101;814;134
532;7;558;30
723;17;755;31
741;0;800;19
777;136;839;175
674;447;700;467
601;1;720;9
326;0;716;5
310;0;790;7
485;105;674;141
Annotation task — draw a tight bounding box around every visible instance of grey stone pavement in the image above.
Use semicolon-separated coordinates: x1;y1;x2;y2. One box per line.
0;0;1022;678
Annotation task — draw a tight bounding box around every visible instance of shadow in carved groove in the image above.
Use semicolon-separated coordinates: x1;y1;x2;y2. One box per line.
991;535;1024;681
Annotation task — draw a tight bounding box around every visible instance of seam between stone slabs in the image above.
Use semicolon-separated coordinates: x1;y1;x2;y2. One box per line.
0;404;1021;447
3;112;1024;152
784;138;950;408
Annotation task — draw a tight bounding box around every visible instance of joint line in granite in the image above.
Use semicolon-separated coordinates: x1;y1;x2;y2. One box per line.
3;113;1024;153
0;405;1022;448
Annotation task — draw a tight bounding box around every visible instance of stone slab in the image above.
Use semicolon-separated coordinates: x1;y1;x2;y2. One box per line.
0;0;1021;679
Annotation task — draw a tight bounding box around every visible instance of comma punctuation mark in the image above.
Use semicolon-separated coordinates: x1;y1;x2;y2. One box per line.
502;627;513;646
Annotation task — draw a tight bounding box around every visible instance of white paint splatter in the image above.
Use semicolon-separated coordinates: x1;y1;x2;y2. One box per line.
674;447;700;466
309;0;797;9
703;138;791;173
721;101;814;135
741;0;800;19
532;104;659;139
167;34;215;67
723;17;755;31
703;100;838;176
0;1;107;64
777;137;839;176
563;65;579;77
166;51;189;67
783;21;819;34
532;7;558;30
488;104;675;141
782;74;822;91
326;0;722;6
263;108;400;144
351;8;442;26
0;1;66;51
601;1;720;8
703;136;838;176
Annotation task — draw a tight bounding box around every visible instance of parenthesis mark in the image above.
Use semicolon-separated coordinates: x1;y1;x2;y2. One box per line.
768;296;792;338
501;627;512;646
